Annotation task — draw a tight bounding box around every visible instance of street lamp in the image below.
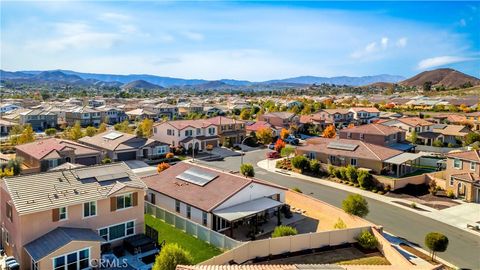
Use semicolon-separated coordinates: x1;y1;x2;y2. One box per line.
240;136;250;165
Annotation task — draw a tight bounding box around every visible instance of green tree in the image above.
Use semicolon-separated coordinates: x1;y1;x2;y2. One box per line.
45;128;57;136
309;159;321;175
280;146;295;157
17;124;36;145
137;118;153;138
239;109;251;120
271;225;298;238
114;120;133;134
240;163;255;177
357;170;374;189
6;157;23;175
291;155;310;173
85;126;97;137
152;243;193;270
432;139;443;147
255;127;273;145
423;81;432;91
342;194;369;217
408;130;418;144
356;230;378;250
98;122;108;133
101;157;112;164
345;165;358;183
464;132;480;146
69;121;84;141
425;232;449;261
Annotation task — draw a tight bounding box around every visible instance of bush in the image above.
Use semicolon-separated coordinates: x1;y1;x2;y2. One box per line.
292;187;302;193
333;218;347;229
378;191;385;195
425;232;449;260
328;165;336;176
357;170;374;189
240;163;255;177
281;146;296;157
356;230;378;250
309;159;320;175
291;156;310;173
206;144;214;151
342;194;369;217
384;184;391;192
429;180;439;195
432;139;444;147
101;157;112;164
157;162;171;173
271;225;298;238
410;202;417;209
345;165;357;183
153;243;193;270
446;189;455;198
339;167;347;180
166;152;174;159
45;128;57;136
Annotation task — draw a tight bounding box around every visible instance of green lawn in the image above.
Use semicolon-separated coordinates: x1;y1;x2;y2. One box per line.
338;255;390;265
145;214;222;264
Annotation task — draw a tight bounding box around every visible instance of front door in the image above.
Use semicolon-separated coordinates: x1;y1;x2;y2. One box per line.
143;148;149;158
457;182;466;198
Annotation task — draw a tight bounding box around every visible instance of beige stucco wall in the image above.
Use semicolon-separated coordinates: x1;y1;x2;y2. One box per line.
34;241;101;270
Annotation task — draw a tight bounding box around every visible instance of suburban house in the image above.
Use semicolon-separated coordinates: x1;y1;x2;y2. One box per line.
299;113;327;132
258;112;300;133
245;121;278;137
348;107;380;124
204;116;246;145
125;108;158;121
15;138;102;172
297;137;421;177
143;162;286;238
466;112;480;131
79;131;169;161
0;103;21;113
379;117;434;138
0;119;17;136
153;120;219;151
0;163;147;269
177;103;204;116
65;106;102;127
98;107;128;125
417;124;471;146
339;123;413;152
143;103;178;120
19;109;58;131
441;150;480;203
317;109;353;128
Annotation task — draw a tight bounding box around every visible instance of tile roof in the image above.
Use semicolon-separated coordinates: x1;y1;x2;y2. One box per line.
320;109;351;115
142;162;286;212
24;227;105;261
349;107;380;113
396;117;434;127
246;121;274;132
447;150;480;162
156;119;217;130
177;265;345;270
79;131;160;151
15;138;101;160
204;116;245;125
3;162;146;215
432;125;470;137
339;124;402;136
262;112;296;119
301;137;402;161
451;172;480;184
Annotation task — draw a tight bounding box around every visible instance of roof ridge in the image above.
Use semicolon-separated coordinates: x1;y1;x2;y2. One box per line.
361;141;381;160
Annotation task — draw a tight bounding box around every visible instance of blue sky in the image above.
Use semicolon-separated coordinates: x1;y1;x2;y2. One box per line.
1;1;479;81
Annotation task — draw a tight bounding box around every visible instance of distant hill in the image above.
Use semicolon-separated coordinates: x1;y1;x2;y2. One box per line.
264;74;405;86
400;68;480;88
122;80;164;90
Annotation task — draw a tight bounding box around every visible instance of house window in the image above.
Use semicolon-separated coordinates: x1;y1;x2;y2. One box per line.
470;162;476;171
359;134;364;140
167;129;172;135
117;193;133;210
350;158;357;166
48;159;59;168
453;159;462;169
6;202;12;222
186;205;191;219
53;248;90;270
98;221;135;242
185;130;193;136
59;207;67;220
83;201;97;218
450;177;454;186
175;200;180;213
202;212;208;226
208;127;215;135
196;128;201;135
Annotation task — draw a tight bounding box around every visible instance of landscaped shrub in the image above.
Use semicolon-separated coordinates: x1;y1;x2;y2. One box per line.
166;152;174;159
384;184;391;192
281;146;295;157
345;165;358;183
342;194;369;217
45;128;57;136
339;167;347;180
157;162;171;173
357;170;373;189
429;179;439;195
291;155;310;173
432;139;444;147
101;157;112;164
446;189;455;198
153;243;193;270
410;202;417;209
356;230;378;250
334;168;342;179
271;225;298;238
328;164;336;176
333;218;347;229
425;232;449;260
309;159;321;175
240;163;255;177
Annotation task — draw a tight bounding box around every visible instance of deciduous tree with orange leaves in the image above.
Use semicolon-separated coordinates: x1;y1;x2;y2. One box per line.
280;128;290;140
157;162;171;173
322;125;337;138
274;139;286;152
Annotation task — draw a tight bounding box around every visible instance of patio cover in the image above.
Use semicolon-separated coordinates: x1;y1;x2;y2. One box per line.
213;197;283;222
384;152;422;165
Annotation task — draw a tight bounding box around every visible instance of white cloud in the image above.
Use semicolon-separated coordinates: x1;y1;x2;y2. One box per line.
181;31;204;41
381;37;389;49
459;19;467;26
396;37;407;48
417;56;476;69
100;12;131;22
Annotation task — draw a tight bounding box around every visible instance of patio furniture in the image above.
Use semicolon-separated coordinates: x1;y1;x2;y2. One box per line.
123;234;157;254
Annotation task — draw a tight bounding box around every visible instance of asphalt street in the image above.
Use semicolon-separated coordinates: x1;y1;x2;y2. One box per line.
197;149;480;269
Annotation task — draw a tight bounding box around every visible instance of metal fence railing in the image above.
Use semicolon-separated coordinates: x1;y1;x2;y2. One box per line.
145;202;242;250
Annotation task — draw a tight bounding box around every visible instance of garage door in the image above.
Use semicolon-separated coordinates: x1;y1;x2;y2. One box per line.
75;156;98;166
117;151;137;161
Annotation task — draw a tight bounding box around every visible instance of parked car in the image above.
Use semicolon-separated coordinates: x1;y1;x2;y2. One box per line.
266;151;280;159
285;136;299;145
268;143;275;150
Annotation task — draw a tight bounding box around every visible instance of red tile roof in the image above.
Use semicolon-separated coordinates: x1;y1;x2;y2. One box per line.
349;107;380;113
204;116;244;125
15;138;100;160
246;121;274;132
156;119;217;130
447;150;480;162
340;123;402;136
397;117;433;127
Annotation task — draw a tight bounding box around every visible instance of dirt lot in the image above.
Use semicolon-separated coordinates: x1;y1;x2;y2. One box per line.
386;184;460;210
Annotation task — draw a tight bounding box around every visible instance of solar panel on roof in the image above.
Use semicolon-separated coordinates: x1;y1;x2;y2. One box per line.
102;132;123;140
327;142;358;151
176;167;218;186
96;172;129;182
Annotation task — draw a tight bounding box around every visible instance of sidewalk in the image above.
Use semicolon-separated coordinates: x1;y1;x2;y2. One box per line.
257;159;480;237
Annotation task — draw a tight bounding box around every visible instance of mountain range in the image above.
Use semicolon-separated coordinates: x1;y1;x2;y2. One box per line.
1;68;478;90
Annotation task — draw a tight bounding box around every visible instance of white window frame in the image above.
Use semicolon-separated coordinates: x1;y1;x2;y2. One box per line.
52;247;90;270
83;201;97;218
175;200;181;213
59;207;68;221
97;220;136;242
453;159;462;169
470;162;476;171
